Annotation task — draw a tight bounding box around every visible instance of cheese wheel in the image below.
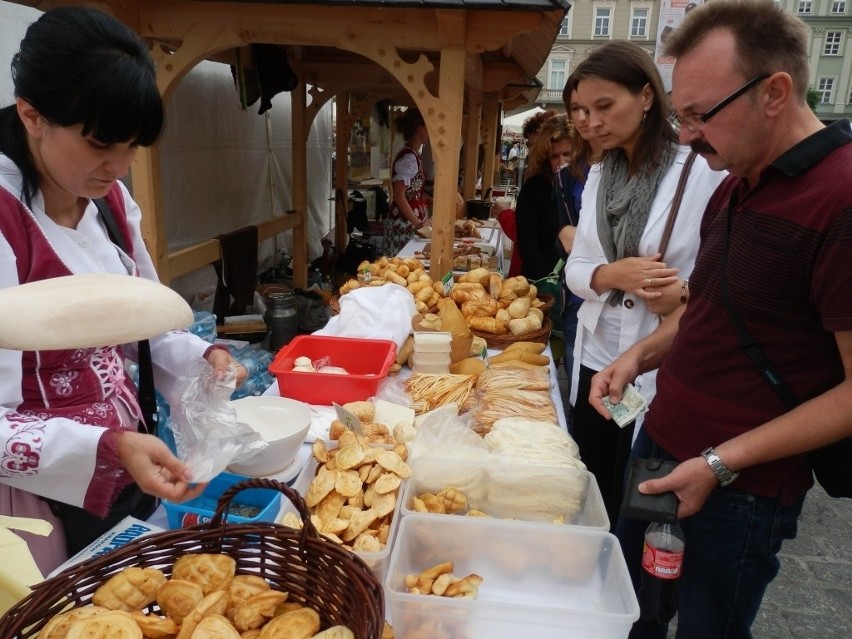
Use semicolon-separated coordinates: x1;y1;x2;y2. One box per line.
0;273;194;350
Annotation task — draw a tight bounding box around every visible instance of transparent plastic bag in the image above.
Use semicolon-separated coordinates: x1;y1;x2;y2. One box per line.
169;360;268;482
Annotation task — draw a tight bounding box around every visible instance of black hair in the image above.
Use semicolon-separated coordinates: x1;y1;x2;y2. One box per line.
394;107;425;142
0;6;164;206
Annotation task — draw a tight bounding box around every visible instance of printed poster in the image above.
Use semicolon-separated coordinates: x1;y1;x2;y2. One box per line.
654;0;706;91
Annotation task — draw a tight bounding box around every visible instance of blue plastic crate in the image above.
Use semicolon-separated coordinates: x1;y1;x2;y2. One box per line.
162;472;281;529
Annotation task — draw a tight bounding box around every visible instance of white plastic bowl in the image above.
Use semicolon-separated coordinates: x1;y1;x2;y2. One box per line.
226;396;312;477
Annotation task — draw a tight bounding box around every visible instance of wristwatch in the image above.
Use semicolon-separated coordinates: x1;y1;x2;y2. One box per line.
701;447;739;487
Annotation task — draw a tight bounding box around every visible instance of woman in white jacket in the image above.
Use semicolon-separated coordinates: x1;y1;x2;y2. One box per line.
564;42;725;527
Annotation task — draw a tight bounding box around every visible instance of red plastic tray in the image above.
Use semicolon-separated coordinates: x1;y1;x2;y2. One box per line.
269;335;397;405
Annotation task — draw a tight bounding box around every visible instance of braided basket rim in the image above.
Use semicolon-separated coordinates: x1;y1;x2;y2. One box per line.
0;479;384;639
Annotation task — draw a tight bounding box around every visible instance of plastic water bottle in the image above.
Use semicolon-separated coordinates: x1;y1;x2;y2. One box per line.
638;520;685;624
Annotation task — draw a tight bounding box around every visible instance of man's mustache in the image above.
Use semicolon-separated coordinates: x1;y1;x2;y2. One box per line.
691;140;716;155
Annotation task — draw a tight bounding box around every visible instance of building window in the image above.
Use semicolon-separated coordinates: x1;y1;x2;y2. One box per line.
798;1;812;13
816;77;834;104
559;17;569;37
824;32;842;55
848;85;852;104
631;8;649;38
549;59;567;91
594;7;612;37
831;1;847;14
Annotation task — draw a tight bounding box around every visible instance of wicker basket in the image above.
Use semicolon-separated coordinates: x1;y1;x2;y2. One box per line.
537;294;556;315
0;479;384;639
471;316;553;350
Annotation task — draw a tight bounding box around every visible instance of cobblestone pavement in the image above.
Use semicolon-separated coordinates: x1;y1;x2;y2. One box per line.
554;364;852;639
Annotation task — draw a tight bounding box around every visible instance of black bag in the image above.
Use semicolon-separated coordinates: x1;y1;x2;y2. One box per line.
46;483;157;555
338;236;377;276
44;197;162;555
347;190;369;234
720;199;852;498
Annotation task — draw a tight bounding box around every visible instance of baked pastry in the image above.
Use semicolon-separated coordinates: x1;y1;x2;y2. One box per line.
155;579;204;624
65;611;142;639
172;554;236;595
92;567;166;612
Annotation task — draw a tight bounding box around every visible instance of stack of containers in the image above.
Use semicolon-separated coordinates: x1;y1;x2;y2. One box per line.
411;331;452;374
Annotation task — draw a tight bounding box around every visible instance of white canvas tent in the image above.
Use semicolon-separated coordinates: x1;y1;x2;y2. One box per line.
502;106;546;135
0;2;334;303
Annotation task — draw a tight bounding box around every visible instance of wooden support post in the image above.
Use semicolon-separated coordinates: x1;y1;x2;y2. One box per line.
130;145;170;281
427;44;466;279
291;79;309;289
462;86;482;201
334;92;351;261
480;94;500;198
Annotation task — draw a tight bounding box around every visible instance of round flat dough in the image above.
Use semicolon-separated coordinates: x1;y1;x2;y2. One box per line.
0;273;194;350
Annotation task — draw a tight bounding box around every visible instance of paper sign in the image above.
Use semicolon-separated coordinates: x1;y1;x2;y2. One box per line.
442;271;454;295
333;402;364;435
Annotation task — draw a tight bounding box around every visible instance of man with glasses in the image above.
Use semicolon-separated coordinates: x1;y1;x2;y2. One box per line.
588;1;852;638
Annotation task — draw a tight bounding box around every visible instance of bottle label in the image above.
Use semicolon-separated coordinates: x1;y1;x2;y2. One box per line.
641;543;683;580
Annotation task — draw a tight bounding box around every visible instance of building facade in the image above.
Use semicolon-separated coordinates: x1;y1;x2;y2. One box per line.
531;0;852;123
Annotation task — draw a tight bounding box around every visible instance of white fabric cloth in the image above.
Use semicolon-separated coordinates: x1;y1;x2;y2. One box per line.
313;284;415;351
0;155;210;509
391;147;420;187
564;147;726;425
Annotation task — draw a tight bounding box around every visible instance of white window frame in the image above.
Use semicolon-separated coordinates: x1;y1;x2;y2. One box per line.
593;5;613;38
798;1;813;14
549;59;567;92
558;16;570;37
848;85;852;104
823;31;842;56
816;77;835;104
831;1;847;14
630;7;650;39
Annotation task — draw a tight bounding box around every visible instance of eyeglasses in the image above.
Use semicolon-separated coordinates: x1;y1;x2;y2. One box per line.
669;73;770;133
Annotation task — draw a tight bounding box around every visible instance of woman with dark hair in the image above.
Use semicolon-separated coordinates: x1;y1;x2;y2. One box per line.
384;107;431;256
0;7;245;573
563;41;725;527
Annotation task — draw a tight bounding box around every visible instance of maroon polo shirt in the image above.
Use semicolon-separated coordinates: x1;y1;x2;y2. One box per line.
645;120;852;504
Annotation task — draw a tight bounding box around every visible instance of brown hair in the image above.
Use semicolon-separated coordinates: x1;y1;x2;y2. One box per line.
664;0;810;102
562;41;676;175
394;107;425;141
527;114;575;180
522;109;557;140
561;80;598;182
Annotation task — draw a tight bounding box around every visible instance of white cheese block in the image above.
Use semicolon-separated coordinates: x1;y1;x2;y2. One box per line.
0;273;194;350
374;398;415;430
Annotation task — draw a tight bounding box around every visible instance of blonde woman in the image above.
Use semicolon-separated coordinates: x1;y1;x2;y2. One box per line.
515;114;575;280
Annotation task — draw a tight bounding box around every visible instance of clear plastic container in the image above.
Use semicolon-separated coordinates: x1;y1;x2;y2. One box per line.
385;515;639;639
281;453;404;584
400;457;609;530
413;331;452;352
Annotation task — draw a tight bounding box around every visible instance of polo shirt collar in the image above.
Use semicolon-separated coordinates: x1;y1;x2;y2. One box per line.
772;119;852;177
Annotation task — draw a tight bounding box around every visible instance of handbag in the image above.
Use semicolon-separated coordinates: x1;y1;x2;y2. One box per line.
43;198;162;555
720;199;852;498
533;258;565;330
657;150;697;261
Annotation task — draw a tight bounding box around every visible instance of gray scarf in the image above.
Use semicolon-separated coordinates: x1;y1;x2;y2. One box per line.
596;145;676;307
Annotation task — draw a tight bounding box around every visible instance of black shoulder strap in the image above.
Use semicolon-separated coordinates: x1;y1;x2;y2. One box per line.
93;198;159;435
720;194;799;410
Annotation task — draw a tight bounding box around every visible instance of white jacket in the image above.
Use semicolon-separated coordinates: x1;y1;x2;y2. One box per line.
565;146;726;417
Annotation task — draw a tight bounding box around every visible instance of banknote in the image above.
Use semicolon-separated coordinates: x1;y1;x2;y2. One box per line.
601;383;647;428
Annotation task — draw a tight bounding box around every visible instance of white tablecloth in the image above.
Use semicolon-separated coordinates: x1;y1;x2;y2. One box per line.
396;219;505;275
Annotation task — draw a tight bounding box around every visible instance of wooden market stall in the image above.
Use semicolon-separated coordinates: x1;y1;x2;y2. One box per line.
7;0;568;283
